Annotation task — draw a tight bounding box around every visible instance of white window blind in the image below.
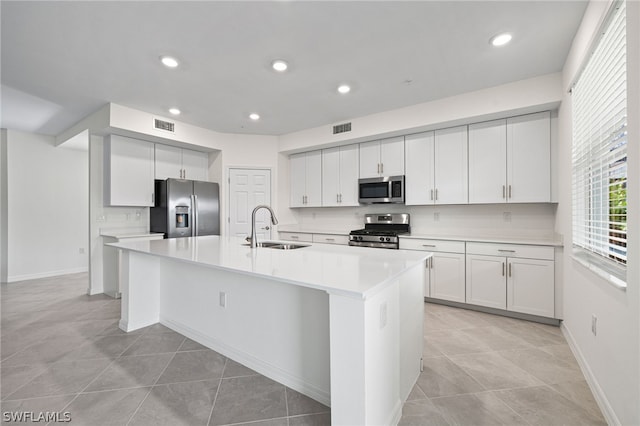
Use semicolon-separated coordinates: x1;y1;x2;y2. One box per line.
572;1;627;273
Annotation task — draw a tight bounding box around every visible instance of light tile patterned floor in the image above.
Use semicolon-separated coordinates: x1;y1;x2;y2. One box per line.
1;273;605;425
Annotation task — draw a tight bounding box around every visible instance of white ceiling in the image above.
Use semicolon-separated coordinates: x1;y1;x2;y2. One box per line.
1;1;587;137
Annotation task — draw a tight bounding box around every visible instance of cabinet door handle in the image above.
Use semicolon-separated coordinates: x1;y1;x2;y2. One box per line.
509;185;512;199
502;262;505;276
381;163;384;174
502;185;506;199
151;192;155;204
430;257;434;269
430;189;434;200
509;263;512;277
435;189;438;201
337;194;339;203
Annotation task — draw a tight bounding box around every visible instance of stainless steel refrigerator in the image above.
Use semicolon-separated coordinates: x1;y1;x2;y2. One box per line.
150;179;220;238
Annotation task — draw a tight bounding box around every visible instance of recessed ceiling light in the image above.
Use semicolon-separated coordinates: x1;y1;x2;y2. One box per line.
490;33;512;47
249;113;260;120
169;108;181;115
160;56;179;68
272;60;288;72
337;84;351;94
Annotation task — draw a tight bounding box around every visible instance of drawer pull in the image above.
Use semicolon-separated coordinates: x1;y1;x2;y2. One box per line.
422;244;436;248
325;238;335;242
291;235;299;239
498;249;516;253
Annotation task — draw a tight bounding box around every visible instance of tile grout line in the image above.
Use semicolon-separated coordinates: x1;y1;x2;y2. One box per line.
206;357;226;426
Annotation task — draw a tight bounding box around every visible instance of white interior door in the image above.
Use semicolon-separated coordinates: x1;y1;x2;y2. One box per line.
229;168;272;239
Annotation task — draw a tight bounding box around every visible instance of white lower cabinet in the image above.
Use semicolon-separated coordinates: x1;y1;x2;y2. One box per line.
278;232;313;243
399;238;465;303
465;254;507;309
466;242;555;317
312;233;349;245
507;257;555;317
279;231;348;245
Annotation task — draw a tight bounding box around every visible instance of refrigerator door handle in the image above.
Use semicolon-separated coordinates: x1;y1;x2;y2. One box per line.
191;195;198;237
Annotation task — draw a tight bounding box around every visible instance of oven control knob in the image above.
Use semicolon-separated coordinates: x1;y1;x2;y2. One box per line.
358;236;363;241
386;237;391;242
379;237;385;242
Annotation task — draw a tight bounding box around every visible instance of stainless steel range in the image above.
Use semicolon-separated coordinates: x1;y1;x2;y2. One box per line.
349;213;410;249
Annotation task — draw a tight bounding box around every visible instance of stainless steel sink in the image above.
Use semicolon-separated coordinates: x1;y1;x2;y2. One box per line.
270;243;309;250
242;241;282;248
242;241;309;250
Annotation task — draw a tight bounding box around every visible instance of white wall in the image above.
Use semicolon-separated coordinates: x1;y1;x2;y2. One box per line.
88;134;151;294
557;1;639;425
279;73;562;153
5;129;89;282
216;133;280;236
1;130;8;283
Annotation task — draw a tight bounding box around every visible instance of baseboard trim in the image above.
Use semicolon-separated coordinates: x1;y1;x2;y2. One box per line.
425;297;561;326
7;267;88;283
561;323;620;426
161;316;331;407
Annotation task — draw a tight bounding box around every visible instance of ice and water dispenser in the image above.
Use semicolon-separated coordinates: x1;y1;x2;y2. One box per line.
175;206;189;229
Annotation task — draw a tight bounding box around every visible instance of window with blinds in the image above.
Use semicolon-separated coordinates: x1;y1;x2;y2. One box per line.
572;0;627;280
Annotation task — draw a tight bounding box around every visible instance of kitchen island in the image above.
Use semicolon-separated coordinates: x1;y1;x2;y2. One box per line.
109;235;429;426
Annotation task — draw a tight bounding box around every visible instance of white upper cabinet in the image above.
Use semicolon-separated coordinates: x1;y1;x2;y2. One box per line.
405;126;467;205
290;150;322;207
104;135;155;207
155;144;208;181
359;136;404;178
322;144;359;207
507;111;551;203
181;148;209;181
468;119;507;204
404;132;434;205
469;112;550;203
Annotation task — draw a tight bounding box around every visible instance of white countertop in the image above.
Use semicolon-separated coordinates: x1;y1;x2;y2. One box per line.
277;225;349;236
277;225;562;247
108;235;429;299
101;230;164;239
400;233;563;247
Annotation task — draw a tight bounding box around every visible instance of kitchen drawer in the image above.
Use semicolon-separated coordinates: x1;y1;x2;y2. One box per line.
278;232;313;243
466;242;554;260
312;233;349;245
400;238;465;254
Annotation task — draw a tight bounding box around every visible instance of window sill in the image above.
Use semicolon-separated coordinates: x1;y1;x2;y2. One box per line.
571;251;627;290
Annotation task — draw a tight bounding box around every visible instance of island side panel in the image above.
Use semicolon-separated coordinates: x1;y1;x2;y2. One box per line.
119;250;161;332
329;262;425;426
398;262;426;402
157;258;331;405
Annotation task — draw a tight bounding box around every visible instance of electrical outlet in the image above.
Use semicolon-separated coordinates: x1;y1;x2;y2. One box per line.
219;292;227;308
591;315;597;335
503;212;512;222
79;248;85;254
434;212;440;222
379;302;387;329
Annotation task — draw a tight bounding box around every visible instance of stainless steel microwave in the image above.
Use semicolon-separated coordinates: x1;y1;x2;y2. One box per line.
358;176;405;204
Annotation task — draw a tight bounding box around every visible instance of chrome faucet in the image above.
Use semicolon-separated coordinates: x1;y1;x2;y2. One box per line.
246;205;278;248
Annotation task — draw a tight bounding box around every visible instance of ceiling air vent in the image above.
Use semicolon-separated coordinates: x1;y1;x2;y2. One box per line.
333;122;352;135
154;118;175;133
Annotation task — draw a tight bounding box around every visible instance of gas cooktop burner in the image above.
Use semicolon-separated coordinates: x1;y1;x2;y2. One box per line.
349;229;405;236
348;213;410;249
